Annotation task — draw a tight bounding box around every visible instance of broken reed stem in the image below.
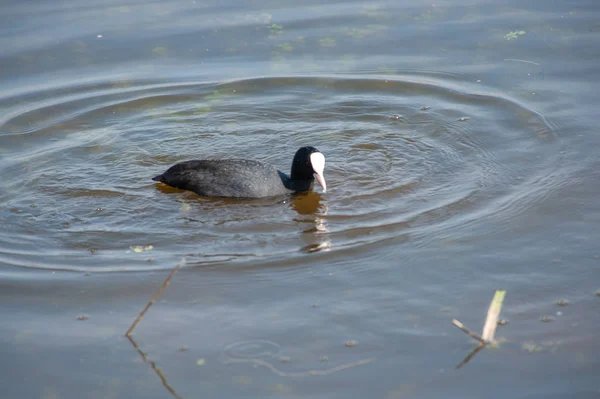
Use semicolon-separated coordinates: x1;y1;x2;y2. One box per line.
452;290;507;368
451;319;485;344
452;290;506;345
482;290;506;343
125;259;184;337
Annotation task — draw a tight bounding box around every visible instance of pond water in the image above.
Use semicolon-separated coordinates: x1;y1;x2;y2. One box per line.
1;0;599;398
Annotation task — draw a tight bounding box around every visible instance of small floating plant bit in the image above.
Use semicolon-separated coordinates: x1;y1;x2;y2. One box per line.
318;37;336;47
420;106;430;110
504;30;526;41
556;299;569;306
457;116;469;121
452;290;506;368
131;245;154;253
390;114;403;121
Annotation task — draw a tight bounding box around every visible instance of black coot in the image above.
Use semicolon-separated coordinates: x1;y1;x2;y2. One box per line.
152;146;326;198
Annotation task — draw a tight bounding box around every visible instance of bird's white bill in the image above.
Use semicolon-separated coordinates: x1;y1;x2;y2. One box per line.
310;152;326;192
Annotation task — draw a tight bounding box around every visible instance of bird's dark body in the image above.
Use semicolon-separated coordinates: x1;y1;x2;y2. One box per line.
152;159;313;198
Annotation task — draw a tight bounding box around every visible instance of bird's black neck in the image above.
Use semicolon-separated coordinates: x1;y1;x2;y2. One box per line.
279;171;314;192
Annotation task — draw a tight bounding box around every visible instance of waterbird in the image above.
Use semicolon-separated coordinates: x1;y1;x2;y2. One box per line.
152;146;326;198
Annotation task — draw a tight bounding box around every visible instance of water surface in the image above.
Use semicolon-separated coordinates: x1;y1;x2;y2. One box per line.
1;0;599;398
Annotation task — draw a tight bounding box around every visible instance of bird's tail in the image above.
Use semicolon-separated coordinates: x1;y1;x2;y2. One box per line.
152;174;164;182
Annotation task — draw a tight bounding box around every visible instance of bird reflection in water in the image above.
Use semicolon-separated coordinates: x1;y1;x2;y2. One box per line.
289;191;331;253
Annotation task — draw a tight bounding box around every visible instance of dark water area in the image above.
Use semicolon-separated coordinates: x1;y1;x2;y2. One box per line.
1;0;599;398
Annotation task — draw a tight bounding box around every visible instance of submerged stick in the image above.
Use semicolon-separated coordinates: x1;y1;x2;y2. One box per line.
456;342;486;369
127;335;182;399
125;258;185;337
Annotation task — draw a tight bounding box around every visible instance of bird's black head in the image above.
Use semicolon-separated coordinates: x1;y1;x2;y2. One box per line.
290;146;326;192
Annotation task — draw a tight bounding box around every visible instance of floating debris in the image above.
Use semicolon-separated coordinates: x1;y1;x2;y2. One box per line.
457;116;469;121
504;30;526;41
522;342;543;353
320;356;329;363
556;299;569;306
279;356;291;364
76;314;89;321
196;358;206;366
540;316;554;323
152;47;168;57
319;37;336;47
497;319;508;326
178;346;189;352
131;245;154;253
344;340;358;348
390;114;403;121
267;23;284;38
595;290;600;297
420;106;430;110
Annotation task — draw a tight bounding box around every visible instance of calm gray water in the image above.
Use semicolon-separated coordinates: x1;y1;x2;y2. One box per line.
1;0;599;398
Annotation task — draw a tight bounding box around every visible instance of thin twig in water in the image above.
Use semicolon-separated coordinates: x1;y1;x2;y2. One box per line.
456;342;486;369
224;357;376;377
127;335;182;399
126;258;185;337
452;319;485;344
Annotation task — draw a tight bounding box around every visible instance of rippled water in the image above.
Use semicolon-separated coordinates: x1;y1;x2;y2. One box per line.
0;76;563;271
1;1;600;398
